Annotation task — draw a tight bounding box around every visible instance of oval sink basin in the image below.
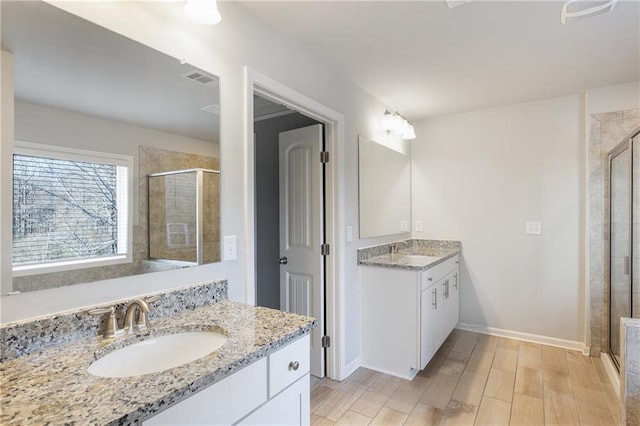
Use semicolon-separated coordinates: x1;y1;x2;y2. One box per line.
88;331;227;378
402;255;441;263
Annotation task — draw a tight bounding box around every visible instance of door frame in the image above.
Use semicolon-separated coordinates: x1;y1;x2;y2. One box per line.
243;67;345;380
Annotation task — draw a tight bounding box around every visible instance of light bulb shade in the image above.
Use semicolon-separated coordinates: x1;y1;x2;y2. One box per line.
390;113;403;133
184;0;222;25
402;123;416;140
382;111;395;132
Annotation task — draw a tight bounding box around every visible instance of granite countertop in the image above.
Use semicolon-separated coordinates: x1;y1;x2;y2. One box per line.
357;239;461;271
0;300;316;426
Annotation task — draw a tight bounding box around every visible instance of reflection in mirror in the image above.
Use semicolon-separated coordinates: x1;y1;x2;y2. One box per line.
1;1;221;293
358;135;411;238
149;169;220;264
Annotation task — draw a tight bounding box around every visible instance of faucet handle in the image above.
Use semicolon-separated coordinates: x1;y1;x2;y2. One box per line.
144;295;161;304
88;306;123;340
87;307;112;316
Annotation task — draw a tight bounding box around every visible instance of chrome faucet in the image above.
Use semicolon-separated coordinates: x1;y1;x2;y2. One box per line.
390;240;409;255
88;295;160;339
123;299;151;334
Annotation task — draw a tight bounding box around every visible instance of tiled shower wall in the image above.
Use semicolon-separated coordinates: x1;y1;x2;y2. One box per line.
588;108;640;356
621;317;640;425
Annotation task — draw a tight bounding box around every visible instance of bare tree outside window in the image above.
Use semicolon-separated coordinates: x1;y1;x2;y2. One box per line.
12;154;120;265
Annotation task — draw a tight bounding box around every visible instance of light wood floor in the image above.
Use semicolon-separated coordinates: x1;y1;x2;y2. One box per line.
310;330;620;425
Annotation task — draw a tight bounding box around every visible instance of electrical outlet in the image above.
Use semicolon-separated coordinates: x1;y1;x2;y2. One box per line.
416;220;423;232
224;235;237;260
400;220;409;232
525;221;542;235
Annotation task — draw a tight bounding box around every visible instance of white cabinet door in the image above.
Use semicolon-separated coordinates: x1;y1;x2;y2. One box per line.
433;277;449;349
420;287;436;368
239;374;310;426
450;263;460;334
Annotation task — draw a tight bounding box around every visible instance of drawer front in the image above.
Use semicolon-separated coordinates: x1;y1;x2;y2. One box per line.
269;334;310;397
422;260;451;290
144;357;267;425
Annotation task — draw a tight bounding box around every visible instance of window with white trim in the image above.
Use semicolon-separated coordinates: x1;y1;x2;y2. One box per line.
12;142;132;275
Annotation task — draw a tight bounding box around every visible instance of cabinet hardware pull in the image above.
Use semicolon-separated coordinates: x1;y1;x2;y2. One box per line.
453;273;458;289
289;361;300;371
624;256;630;275
279;256;288;265
428;277;433;282
432;289;437;309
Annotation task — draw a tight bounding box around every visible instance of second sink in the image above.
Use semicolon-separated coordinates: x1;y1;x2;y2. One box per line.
401;255;442;263
88;330;228;378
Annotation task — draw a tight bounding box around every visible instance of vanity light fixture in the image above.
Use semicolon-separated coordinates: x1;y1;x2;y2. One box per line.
383;110;416;140
184;0;222;25
561;0;617;23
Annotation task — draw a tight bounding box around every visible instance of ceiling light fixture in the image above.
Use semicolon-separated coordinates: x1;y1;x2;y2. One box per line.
445;0;471;9
561;0;617;24
184;0;222;25
383;110;416;140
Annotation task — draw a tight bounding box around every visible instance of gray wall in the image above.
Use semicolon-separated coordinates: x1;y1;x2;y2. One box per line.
254;112;320;309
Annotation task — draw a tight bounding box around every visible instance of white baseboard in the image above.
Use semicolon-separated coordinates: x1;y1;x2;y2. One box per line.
600;352;620;397
341;357;361;381
456;322;588;352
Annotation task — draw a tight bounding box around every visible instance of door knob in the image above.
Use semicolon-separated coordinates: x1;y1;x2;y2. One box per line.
279;256;288;265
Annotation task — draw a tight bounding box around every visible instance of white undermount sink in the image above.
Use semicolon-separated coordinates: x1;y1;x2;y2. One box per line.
401;255;442;263
87;331;228;378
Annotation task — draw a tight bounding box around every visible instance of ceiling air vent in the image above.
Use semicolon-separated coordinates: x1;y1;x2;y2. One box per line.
181;70;218;88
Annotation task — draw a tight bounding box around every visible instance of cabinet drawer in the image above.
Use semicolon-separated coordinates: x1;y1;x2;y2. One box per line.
144;357;267;425
422;260;451;290
269;335;310;397
239;373;310;425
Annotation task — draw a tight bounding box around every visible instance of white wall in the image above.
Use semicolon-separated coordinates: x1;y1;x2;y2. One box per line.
0;0;395;376
587;81;640;115
0;51;14;295
412;94;585;343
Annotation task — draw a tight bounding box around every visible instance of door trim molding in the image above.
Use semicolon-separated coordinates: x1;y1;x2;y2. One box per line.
244;67;345;380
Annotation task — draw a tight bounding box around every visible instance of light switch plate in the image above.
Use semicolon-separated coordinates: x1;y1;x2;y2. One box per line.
416;220;423;232
224;235;237;260
525;221;542;235
346;226;353;242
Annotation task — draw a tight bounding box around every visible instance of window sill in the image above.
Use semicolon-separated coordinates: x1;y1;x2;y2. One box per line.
12;255;131;277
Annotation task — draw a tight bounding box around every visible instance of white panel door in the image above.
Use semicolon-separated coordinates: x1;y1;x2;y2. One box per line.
279;124;324;378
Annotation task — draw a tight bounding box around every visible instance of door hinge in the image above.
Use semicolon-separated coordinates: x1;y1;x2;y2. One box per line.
320;151;329;163
321;244;330;256
322;335;331;348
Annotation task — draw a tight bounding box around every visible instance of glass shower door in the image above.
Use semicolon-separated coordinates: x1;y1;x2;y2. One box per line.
609;143;631;367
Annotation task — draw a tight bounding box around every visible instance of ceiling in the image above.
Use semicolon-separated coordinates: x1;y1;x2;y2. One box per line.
1;1;220;142
240;0;640;120
254;95;294;120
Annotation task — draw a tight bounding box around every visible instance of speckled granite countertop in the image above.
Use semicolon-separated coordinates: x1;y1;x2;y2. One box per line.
0;301;315;426
358;239;461;271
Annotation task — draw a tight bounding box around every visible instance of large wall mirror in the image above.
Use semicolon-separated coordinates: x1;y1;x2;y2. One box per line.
358;135;411;238
1;1;221;293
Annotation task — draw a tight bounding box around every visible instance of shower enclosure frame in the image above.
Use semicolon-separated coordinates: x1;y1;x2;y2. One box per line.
607;131;638;370
148;168;220;265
